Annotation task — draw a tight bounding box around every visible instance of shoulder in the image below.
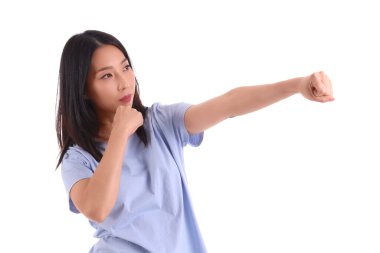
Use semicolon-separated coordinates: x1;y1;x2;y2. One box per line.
60;145;97;200
146;102;193;129
148;102;192;118
62;145;96;170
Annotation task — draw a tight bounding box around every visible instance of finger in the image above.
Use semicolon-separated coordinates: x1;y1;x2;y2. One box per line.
311;72;323;88
321;74;333;97
321;72;330;84
319;81;329;96
316;95;334;103
323;96;335;102
319;73;333;95
310;72;319;84
311;80;327;97
326;76;333;96
319;71;330;84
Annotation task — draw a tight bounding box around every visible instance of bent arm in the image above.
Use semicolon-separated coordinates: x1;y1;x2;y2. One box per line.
185;73;334;134
69;106;143;223
69;133;127;223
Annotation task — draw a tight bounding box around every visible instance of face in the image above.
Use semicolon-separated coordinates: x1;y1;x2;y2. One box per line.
87;45;136;120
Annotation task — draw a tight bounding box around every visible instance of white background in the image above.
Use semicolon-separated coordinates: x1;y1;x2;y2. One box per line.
0;0;379;252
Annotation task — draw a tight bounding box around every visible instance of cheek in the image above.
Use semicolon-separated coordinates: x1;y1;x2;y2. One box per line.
89;83;115;104
130;75;136;88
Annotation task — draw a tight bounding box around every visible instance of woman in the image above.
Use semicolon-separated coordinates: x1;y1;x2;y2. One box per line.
56;30;334;253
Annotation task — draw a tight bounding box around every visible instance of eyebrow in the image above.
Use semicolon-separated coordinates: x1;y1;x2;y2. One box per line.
95;58;129;74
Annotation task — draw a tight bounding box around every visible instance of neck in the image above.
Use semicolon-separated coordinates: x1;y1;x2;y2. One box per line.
96;111;114;141
98;124;112;141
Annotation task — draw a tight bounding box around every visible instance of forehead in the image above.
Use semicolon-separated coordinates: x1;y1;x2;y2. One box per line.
91;45;126;67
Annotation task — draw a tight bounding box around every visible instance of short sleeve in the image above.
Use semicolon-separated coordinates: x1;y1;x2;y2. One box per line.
61;147;94;213
151;102;204;147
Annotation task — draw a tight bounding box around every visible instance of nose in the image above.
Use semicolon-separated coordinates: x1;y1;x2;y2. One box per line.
117;75;131;91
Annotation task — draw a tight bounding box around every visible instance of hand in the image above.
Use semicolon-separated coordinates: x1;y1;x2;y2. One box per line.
300;71;334;102
111;105;143;141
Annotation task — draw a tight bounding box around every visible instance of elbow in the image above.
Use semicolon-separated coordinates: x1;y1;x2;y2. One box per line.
224;89;239;118
83;206;111;223
90;213;108;224
70;179;115;223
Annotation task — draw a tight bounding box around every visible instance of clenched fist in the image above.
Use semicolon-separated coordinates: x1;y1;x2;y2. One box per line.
300;71;334;103
111;105;144;142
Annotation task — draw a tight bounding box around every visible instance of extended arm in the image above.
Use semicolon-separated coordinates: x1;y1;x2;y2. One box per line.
185;71;334;134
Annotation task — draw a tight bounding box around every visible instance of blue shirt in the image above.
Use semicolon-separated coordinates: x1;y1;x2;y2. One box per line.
61;103;207;253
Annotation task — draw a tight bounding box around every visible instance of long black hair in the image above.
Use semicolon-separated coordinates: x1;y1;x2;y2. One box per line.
56;30;148;168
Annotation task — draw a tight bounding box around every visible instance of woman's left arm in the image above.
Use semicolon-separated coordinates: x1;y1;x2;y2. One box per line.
184;71;334;134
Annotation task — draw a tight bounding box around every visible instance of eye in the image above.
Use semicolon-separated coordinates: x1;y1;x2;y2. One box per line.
123;64;130;71
101;73;112;79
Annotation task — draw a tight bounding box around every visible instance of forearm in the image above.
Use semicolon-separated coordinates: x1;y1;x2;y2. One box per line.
226;76;305;117
185;72;332;134
81;133;127;221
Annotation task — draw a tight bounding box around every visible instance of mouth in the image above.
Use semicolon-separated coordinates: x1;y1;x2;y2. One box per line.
119;94;132;103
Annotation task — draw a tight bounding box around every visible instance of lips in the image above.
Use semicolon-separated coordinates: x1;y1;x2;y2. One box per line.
119;94;132;103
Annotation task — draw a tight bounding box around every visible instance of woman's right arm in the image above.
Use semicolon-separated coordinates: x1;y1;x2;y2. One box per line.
69;106;143;223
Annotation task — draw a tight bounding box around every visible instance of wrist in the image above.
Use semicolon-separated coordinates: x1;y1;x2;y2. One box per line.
292;76;308;94
280;77;305;95
109;128;131;146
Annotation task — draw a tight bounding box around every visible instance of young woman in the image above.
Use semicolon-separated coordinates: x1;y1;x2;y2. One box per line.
56;30;334;253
